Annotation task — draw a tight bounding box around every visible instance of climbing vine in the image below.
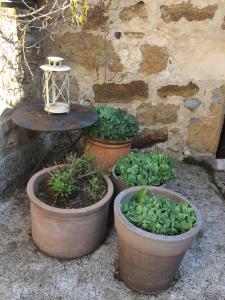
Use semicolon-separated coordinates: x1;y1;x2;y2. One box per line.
0;0;104;77
70;0;90;25
0;0;121;100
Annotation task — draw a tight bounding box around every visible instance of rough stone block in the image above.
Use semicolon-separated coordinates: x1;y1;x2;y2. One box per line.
0;141;42;193
84;8;108;31
209;86;225;116
160;3;217;22
188;117;223;153
93;81;148;103
184;98;201;111
139;45;169;75
137;103;179;126
158;82;199;98
222;17;225;30
124;32;145;39
119;1;148;22
49;32;123;73
132;127;168;148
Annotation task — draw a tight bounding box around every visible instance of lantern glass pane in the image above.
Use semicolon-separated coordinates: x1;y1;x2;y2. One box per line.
40;57;70;114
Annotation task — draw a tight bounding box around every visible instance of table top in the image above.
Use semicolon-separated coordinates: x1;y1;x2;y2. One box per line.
11;103;98;132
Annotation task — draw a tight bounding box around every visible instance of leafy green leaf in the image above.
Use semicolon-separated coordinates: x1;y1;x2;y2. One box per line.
120;188;196;236
116;152;176;187
85;106;139;142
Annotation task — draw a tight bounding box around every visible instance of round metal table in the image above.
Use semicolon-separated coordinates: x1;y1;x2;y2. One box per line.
11;103;98;162
11;103;98;132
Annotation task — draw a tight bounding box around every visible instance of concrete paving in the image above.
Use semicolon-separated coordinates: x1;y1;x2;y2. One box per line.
0;161;225;300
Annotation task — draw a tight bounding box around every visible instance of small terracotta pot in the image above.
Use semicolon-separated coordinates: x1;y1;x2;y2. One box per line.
84;135;132;170
114;186;202;294
111;166;128;194
27;166;114;259
111;165;165;194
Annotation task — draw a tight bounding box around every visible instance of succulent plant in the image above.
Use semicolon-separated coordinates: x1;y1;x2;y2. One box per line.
116;152;176;187
86;106;139;142
121;188;196;236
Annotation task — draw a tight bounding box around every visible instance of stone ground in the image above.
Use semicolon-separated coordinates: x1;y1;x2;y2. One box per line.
1;161;225;300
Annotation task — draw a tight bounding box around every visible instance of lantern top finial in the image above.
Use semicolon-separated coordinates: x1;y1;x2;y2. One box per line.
40;56;71;72
47;56;64;62
47;56;64;67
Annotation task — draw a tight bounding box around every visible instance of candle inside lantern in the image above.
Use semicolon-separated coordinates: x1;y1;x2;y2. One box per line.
40;57;71;114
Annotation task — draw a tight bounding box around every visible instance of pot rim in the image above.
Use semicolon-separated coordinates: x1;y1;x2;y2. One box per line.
111;165;166;188
114;186;202;242
27;165;114;215
85;134;133;145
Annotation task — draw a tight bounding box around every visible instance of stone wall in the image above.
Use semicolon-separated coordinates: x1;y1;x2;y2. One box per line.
1;0;225;191
47;0;225;159
0;8;48;192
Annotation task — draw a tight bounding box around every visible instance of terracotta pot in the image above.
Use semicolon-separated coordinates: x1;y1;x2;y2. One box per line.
84;135;132;170
111;165;128;194
27;166;114;259
114;186;202;294
111;165;165;194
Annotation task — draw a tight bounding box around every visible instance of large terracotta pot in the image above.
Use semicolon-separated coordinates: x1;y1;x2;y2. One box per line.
111;165;165;195
114;186;202;294
27;166;114;259
84;135;132;170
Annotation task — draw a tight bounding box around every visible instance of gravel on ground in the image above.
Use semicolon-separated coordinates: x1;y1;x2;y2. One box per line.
0;162;225;300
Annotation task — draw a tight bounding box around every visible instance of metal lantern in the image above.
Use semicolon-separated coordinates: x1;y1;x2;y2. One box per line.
40;57;71;114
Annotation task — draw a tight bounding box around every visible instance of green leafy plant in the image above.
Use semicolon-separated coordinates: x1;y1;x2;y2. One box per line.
86;106;139;142
48;153;106;201
48;168;76;198
121;188;196;236
85;172;104;201
116;152;176;187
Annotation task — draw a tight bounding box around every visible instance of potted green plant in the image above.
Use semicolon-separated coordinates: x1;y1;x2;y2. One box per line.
114;186;202;294
84;105;139;169
27;154;114;258
112;151;176;193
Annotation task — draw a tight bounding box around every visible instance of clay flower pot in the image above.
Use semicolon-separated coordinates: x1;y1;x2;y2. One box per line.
111;165;165;194
114;186;202;294
27;166;114;259
111;165;128;193
84;135;132;170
